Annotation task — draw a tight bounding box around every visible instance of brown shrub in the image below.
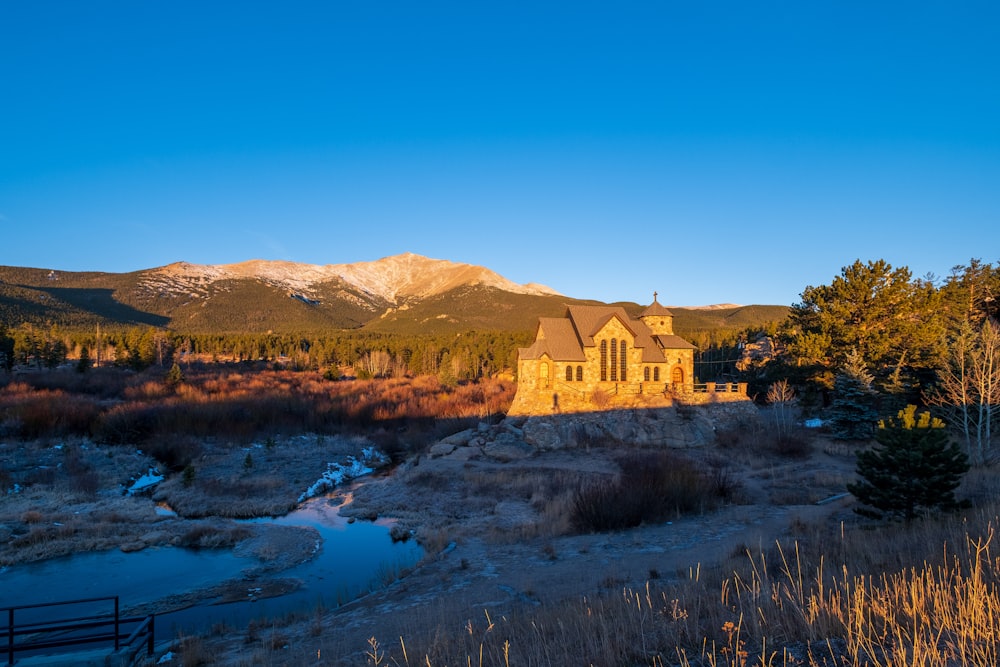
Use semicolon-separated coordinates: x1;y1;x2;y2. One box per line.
4;368;515;445
3;390;101;439
571;451;720;533
146;436;204;471
179;523;252;549
770;430;812;458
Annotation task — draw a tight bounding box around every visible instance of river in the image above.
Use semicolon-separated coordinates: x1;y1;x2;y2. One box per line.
0;490;423;639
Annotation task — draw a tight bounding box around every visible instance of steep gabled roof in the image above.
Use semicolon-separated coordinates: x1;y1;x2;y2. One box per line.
519;302;696;363
518;316;586;361
653;334;697;350
565;305;668;363
565;305;637;346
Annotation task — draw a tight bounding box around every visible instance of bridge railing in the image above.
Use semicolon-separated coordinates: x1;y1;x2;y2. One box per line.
2;595;154;666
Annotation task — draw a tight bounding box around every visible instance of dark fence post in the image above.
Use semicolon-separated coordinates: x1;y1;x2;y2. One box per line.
114;596;120;651
7;607;13;667
148;615;155;656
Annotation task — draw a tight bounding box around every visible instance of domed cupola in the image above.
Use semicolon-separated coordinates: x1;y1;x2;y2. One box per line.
639;292;674;336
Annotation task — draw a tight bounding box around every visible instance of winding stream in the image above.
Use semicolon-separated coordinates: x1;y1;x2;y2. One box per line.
0;490;422;638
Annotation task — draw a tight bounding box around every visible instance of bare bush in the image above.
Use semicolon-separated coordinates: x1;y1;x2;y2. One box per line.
571;451;721;532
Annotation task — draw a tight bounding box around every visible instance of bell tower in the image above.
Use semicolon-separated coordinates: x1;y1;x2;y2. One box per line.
639;292;674;336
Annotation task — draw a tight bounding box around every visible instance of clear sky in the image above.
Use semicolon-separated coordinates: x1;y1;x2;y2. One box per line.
2;2;998;307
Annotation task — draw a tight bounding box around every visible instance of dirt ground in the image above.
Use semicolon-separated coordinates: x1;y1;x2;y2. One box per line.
187;422;860;666
0;414;861;666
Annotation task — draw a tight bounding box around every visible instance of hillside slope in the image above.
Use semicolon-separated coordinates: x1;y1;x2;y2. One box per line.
0;255;787;335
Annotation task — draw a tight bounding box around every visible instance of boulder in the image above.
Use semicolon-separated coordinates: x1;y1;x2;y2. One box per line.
482;434;533;461
439;428;476;446
522;419;563;450
444;445;482;462
429;442;457;458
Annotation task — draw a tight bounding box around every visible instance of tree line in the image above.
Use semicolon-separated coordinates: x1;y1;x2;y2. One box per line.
0;324;532;384
741;257;999;468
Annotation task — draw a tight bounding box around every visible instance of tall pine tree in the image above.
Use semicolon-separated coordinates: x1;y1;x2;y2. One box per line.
847;405;969;521
828;349;879;440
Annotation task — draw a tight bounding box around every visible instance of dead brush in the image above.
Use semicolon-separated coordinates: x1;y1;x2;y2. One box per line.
417;527;452;557
369;507;1000;666
179;523;252;549
175;633;213;667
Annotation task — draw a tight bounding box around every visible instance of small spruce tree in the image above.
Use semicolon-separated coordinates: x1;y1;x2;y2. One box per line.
76;346;92;373
828;349;879;440
165;362;185;388
847;405;970;521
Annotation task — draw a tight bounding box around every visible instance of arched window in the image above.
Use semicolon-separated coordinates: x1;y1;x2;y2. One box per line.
610;338;618;381
576;366;583;381
620;340;627;381
600;340;607;381
566;365;573;382
653;367;660;382
643;367;650;382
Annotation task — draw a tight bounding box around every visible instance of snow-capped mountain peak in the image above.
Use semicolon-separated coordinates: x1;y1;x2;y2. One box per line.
143;253;561;304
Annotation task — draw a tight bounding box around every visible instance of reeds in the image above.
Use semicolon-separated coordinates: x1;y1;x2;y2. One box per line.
2;368;515;451
355;507;1000;666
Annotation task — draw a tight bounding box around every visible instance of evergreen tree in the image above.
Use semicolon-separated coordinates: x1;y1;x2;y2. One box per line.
847;405;970;521
828;349;879;440
76;346;92;373
0;327;13;373
165;362;185;387
786;259;944;392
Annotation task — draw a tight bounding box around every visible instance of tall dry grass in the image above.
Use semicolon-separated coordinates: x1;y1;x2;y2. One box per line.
1;368;515;453
357;504;1000;666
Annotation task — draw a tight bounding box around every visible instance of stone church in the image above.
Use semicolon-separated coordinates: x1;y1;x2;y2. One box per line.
509;295;698;415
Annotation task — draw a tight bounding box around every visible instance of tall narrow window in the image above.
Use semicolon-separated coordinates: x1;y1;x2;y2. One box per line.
653;367;660;382
576;366;583;381
566;366;573;382
620;341;627;381
600;340;607;381
643;367;650;382
610;338;618;381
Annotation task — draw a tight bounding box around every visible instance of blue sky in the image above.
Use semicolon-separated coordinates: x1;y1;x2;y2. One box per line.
2;2;998;307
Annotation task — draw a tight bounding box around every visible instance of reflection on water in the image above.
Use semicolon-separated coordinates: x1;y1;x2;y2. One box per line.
0;492;422;637
1;548;249;626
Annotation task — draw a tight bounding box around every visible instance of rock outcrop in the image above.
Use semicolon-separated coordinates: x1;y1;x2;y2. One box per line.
426;403;761;462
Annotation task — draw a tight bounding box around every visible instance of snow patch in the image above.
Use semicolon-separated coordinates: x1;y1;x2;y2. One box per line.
139;253;562;304
297;447;387;502
127;468;165;495
803;418;824;428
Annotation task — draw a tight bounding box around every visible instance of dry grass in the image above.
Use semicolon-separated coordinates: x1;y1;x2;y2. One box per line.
351;501;1000;667
2;368;514;455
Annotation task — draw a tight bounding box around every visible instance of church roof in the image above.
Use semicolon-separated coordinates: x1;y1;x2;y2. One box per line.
519;305;687;362
640;295;674;318
565;305;637;345
653;334;697;350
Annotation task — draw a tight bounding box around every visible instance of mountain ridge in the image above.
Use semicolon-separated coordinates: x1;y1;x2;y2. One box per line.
143;253;561;304
0;254;785;334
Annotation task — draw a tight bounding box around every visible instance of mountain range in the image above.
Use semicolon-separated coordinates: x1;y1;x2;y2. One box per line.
0;253;787;335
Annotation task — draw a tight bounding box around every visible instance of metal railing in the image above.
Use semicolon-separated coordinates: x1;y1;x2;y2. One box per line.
595;381;748;397
2;596;154;666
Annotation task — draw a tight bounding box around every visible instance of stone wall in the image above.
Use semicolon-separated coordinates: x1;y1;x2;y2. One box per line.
508;380;749;416
509;401;761;451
